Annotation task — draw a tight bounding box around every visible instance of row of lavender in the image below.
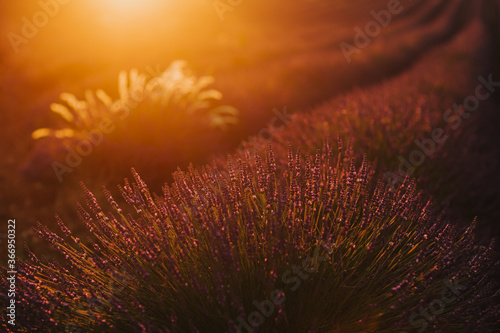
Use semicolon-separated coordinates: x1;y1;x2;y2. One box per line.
2;2;500;333
251;7;500;243
2;138;499;332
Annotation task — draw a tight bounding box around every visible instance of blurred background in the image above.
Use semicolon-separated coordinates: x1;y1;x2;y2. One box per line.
1;0;499;259
0;0;385;252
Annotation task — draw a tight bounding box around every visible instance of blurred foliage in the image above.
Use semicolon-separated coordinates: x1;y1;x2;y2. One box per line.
32;60;238;142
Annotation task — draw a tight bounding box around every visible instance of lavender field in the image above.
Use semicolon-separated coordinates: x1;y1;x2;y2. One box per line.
1;0;500;332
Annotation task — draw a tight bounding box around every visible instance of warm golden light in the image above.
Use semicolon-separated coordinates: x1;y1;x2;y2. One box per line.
100;0;161;15
87;0;173;27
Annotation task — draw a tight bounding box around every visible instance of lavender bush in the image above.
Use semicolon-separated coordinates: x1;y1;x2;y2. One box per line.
1;140;498;332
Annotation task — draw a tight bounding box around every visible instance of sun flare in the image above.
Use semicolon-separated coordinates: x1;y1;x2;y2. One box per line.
98;0;162;17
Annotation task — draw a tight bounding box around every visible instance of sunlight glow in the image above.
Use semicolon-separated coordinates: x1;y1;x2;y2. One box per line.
102;0;161;14
91;0;169;23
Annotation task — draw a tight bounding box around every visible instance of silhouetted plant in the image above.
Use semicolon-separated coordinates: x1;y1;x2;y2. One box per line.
26;61;238;183
33;61;238;141
2;140;498;332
